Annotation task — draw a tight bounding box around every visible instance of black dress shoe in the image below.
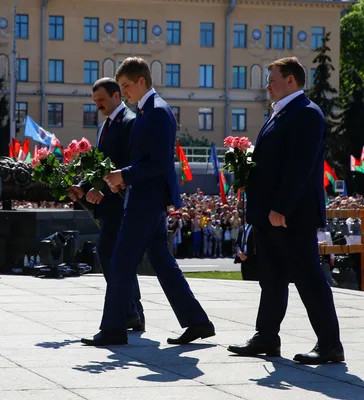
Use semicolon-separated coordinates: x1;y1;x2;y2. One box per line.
228;334;281;357
293;343;345;364
126;317;145;332
167;321;215;344
81;331;128;346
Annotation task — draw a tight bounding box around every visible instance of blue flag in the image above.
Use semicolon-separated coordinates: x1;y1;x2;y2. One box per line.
209;143;220;184
24;116;53;146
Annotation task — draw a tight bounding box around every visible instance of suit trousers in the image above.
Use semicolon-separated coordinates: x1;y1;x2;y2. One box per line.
100;209;209;331
255;224;341;348
96;216;144;322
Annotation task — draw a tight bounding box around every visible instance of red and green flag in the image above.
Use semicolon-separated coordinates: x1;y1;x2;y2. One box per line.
49;134;64;157
12;138;21;160
18;138;31;161
324;160;338;190
8;143;15;160
219;172;229;204
350;146;364;173
176;140;192;184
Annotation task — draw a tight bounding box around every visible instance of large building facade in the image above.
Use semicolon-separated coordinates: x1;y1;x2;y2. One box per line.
0;0;348;147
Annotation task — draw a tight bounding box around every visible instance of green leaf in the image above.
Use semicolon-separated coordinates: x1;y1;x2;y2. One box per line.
90;177;104;191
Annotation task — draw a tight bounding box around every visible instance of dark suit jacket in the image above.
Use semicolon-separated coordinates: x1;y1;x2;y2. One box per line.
121;93;181;211
246;93;326;229
234;224;256;264
81;107;135;219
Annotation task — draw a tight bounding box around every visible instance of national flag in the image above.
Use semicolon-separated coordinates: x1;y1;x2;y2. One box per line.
208;143;220;184
8;143;15;160
176;140;193;184
49;134;64;156
18;138;31;161
350;147;364;173
24;151;32;163
24;116;53;146
219;172;229;204
324;160;338;189
12;138;21;160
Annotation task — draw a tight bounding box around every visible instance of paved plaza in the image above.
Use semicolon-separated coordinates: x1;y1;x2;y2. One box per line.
0;274;363;399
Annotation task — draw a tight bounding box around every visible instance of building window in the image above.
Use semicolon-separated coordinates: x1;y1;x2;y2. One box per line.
15;102;27;125
167;21;181;45
200;23;214;47
48;60;64;83
286;26;292;50
311;27;325;50
166;64;180;87
127;19;139;43
199;107;213;130
49;16;64;40
171;106;180;130
264;108;271;122
310;68;316;87
265;25;271;49
118;19;125;42
233;24;246;48
264;66;269;86
199;65;214;88
232;108;246;131
232;66;246;89
272;26;284;49
84;61;98;84
15;14;28;39
83;104;98;127
141;20;147;44
84;18;99;42
16;59;28;82
48;103;63;127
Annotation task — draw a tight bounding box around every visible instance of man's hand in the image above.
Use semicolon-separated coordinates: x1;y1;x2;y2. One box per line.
237;251;248;261
67;186;84;202
269;210;287;228
104;170;126;192
86;188;104;204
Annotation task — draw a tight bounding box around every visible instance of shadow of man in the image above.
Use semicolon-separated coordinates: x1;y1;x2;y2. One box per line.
249;359;364;399
72;334;216;382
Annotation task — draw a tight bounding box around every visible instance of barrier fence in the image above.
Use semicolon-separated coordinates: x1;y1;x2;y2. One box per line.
319;209;364;291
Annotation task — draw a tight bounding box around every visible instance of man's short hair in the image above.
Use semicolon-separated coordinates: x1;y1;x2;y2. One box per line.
92;77;121;98
115;57;153;89
268;57;306;89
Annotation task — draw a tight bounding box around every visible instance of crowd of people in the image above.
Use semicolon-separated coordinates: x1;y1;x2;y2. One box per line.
2;192;363;263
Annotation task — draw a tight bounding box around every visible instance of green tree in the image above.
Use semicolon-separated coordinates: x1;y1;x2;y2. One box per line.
177;130;211;147
334;70;364;179
307;32;341;173
340;0;364;95
307;32;338;118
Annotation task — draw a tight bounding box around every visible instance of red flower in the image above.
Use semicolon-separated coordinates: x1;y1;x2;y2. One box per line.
68;140;80;155
78;137;92;153
63;148;73;164
36;147;49;160
237;137;252;151
223;136;234;147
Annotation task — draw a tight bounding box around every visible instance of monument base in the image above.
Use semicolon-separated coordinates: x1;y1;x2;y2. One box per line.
0;209;98;272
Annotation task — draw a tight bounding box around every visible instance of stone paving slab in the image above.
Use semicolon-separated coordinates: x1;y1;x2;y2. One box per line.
0;274;363;399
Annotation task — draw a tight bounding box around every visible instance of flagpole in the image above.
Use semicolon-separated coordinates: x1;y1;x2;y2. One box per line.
9;0;18;141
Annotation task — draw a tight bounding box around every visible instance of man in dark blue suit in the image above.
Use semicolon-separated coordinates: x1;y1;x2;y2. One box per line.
81;58;214;346
68;78;144;331
228;57;343;364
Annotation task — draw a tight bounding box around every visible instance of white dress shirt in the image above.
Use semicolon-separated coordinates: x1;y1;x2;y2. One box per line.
138;88;156;109
108;102;126;124
270;90;304;118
